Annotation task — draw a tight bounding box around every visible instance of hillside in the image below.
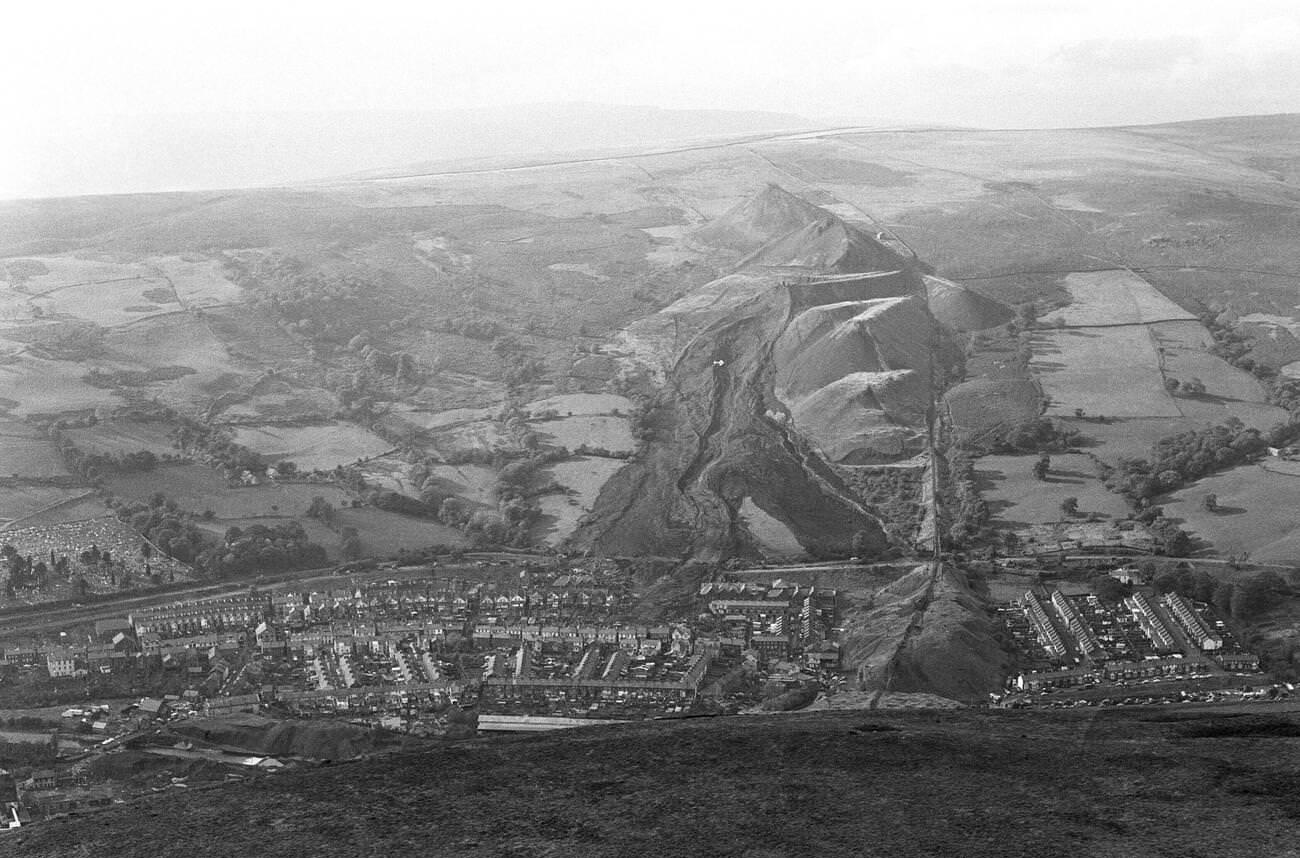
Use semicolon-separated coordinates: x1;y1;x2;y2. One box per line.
11;706;1300;857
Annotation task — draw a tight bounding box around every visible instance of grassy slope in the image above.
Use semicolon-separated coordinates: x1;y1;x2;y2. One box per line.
12;707;1300;857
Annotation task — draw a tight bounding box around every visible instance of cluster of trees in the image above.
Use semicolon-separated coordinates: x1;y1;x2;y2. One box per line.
215;522;328;576
117;494;208;564
944;453;989;549
170;419;267;477
228;254;391;347
1154;565;1288;621
1164;376;1206;395
1102;420;1278;501
344;333;420;383
979;418;1081;456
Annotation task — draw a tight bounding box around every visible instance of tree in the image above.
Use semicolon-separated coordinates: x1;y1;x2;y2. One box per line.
1202;493;1218;512
1091;574;1129;603
1231;572;1283;620
305;496;336;525
1032;454;1051;481
1165;378;1180;392
1183;377;1207;395
1060;496;1079;516
339;527;362;561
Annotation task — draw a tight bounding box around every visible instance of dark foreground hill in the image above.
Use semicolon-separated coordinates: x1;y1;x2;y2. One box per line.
12;707;1300;857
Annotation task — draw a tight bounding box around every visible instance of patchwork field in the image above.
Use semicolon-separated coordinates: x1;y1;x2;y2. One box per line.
1160;465;1300;563
231;423;394;471
1039;270;1196;327
974;453;1131;529
1030;327;1180;418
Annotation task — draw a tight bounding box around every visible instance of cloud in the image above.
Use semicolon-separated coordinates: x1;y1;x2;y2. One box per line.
1050;36;1205;73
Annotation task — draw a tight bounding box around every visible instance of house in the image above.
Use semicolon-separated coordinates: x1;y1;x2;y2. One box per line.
137;698;169;720
30;770;56;791
94;618;134;642
45;648;80;679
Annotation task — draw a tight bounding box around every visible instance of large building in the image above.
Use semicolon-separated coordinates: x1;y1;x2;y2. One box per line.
1162;593;1223;651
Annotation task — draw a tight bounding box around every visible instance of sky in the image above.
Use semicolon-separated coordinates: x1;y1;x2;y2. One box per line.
4;0;1300;199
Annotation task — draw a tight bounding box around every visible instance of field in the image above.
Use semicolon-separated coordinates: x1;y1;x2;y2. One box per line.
1030;327;1180;418
974;453;1131;529
231;423;394;471
63;420;178;457
525;393;634;417
355;455;417;495
1065;416;1197;463
0;419;66;476
532;415;634;454
105;465;353;519
0;354;123;417
331;507;467;554
152;255;246;308
536;456;628;544
0;487;98;529
425;464;497;507
1159;464;1300;563
1039;270;1196;326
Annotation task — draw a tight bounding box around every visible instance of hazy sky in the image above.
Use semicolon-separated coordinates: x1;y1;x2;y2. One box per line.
4;0;1300;199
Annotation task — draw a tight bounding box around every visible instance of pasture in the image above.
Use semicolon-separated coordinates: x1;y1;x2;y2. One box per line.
0;419;67;476
232;422;393;471
974;453;1131;529
425;464;497;507
0;487;99;529
1039;270;1195;327
63;421;177;457
1030;327;1180;418
0;355;122;417
525;393;633;417
35;276;181;328
105;465;353;519
332;507;467;554
152;255;246;308
532;415;634;454
1160;465;1300;564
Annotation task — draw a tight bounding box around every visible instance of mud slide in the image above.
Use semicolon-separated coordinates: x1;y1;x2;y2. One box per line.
841;563;1008;703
